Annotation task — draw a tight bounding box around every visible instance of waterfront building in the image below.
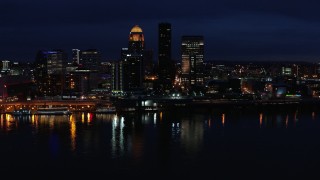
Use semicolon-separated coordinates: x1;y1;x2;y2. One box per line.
0;75;35;100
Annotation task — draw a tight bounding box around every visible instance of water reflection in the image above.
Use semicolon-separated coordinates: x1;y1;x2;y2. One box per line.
259;113;263;128
0;108;318;165
222;113;225;127
0;114;17;132
171;120;181;142
294;110;299;124
255;111;304;129
69;115;76;152
81;113;85;124
181;116;203;156
111;115;126;157
0;114;3;130
312;112;316;120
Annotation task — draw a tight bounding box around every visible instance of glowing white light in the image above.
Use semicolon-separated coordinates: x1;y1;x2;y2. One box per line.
153;113;157;124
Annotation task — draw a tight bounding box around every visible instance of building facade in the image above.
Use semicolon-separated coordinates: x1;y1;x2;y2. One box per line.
72;49;80;65
111;60;123;92
121;25;145;92
158;23;175;91
181;36;204;89
34;50;67;97
80;49;101;70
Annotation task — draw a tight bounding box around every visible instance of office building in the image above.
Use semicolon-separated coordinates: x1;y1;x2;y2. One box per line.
72;49;80;65
158;23;175;90
34;50;67;96
111;60;123;92
181;36;204;88
122;25;145;91
80;49;101;70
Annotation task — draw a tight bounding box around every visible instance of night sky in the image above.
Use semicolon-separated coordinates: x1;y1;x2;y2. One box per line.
1;0;320;62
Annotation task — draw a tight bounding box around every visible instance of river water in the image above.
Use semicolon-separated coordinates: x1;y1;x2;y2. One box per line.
0;106;319;179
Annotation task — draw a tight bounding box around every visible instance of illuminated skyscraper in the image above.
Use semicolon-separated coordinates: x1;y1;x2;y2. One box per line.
122;25;145;91
158;23;174;90
128;25;144;55
181;36;204;88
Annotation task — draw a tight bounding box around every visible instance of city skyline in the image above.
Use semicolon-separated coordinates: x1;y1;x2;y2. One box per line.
2;1;320;178
1;0;320;62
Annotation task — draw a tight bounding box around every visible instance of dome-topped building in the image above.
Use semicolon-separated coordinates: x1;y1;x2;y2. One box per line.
120;25;145;91
130;25;143;33
129;25;144;43
128;25;144;53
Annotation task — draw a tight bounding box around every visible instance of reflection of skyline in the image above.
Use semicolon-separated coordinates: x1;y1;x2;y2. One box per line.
181;116;204;156
111;115;127;157
0;114;16;132
0;110;316;132
0;108;320;178
260;112;294;128
259;113;263;128
110;113;156;160
204;108;313;129
69;115;76;152
0;109;317;162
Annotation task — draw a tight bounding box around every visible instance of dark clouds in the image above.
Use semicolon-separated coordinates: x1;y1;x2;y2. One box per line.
1;0;320;62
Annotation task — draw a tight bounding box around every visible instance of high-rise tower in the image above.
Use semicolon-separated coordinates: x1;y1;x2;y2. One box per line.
158;23;174;90
181;36;204;88
122;25;145;91
128;25;144;55
72;49;80;65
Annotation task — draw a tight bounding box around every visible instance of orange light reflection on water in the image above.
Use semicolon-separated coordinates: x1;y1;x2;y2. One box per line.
87;113;92;124
69;115;76;151
81;113;85;124
259;113;263;128
222;114;225;127
0;114;3;129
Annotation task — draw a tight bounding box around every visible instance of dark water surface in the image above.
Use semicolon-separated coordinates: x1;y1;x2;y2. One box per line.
0;107;320;179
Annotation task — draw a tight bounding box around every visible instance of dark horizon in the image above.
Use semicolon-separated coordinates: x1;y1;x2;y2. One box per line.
1;0;320;63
